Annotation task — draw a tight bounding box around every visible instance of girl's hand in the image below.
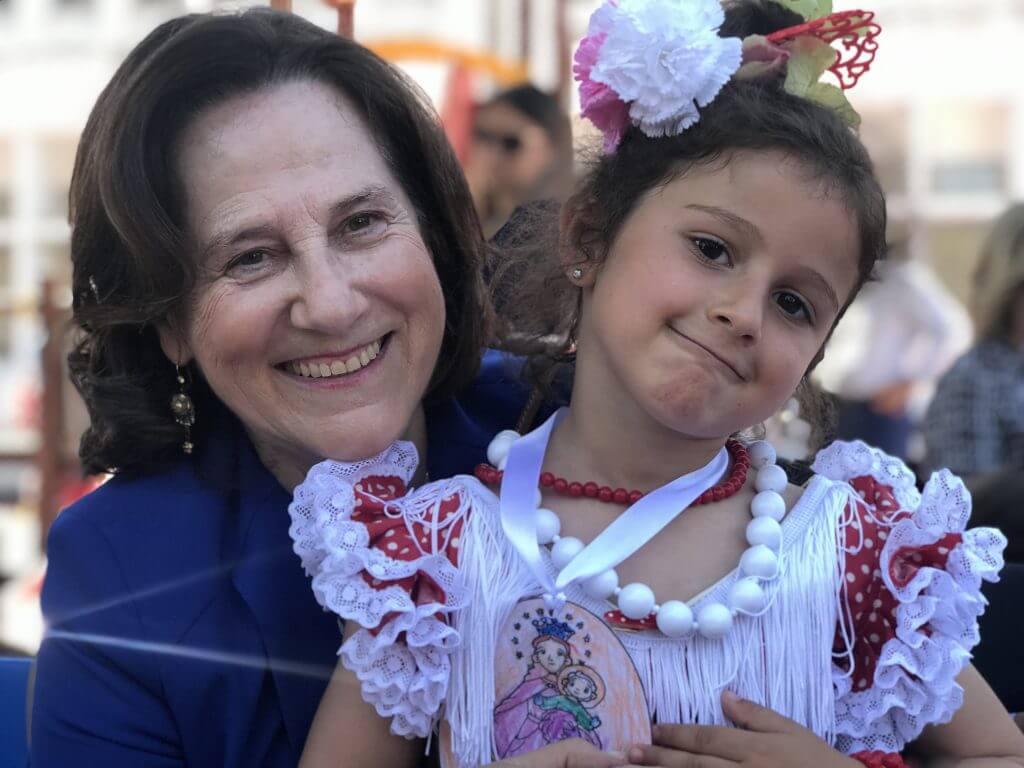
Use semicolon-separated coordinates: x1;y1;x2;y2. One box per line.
489;739;641;768
628;692;860;768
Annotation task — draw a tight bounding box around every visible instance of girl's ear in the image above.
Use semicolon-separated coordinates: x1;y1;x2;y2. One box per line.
559;195;600;288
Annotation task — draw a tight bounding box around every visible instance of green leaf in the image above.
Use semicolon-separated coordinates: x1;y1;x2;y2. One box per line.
805;83;861;128
766;0;833;21
782;36;836;97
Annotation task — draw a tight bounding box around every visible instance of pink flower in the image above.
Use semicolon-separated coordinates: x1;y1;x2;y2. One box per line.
573;5;631;152
573;0;742;152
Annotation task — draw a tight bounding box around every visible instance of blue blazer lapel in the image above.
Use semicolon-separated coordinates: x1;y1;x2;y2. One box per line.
230;437;339;757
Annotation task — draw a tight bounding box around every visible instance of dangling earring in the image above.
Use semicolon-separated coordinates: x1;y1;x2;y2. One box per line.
170;364;195;455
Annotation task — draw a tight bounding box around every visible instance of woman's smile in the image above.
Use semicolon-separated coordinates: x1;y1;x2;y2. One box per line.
279;334;388;386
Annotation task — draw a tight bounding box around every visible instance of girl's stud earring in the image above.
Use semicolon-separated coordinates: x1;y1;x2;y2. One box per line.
571;268;584;281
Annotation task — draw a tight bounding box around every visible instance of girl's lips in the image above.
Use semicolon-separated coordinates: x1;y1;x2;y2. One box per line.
669;327;747;381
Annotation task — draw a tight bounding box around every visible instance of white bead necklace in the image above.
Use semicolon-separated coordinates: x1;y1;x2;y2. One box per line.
490;426;788;640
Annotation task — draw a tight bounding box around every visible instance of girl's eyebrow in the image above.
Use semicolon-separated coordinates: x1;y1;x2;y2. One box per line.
791;264;840;313
685;204;763;246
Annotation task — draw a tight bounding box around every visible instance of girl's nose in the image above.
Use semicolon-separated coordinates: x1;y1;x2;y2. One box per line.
707;286;763;344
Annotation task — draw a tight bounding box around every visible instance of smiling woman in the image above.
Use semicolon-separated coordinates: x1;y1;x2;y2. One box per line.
29;9;533;768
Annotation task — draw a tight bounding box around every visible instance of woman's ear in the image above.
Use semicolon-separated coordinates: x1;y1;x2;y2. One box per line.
156;321;194;368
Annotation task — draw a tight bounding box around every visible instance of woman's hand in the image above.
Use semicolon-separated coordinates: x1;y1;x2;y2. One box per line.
489;739;641;768
628;692;860;768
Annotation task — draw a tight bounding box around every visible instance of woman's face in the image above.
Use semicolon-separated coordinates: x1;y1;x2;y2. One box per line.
167;80;445;470
472;101;556;197
534;638;570;674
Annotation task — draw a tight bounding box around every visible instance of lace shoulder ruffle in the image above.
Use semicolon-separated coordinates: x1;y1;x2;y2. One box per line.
288;441;479;739
813;440;1006;753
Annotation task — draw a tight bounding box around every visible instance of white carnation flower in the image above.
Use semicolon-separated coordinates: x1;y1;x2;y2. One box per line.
589;0;743;138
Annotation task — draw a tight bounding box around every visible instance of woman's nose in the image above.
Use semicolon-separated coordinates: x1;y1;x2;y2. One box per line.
289;249;369;334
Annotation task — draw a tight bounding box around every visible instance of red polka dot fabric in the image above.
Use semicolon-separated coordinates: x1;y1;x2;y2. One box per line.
352;475;466;638
832;474;962;691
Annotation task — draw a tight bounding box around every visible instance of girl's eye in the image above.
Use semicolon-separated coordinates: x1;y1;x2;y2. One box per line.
774;291;812;323
691;236;731;265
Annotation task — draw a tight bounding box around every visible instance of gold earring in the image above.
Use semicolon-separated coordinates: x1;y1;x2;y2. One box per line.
170;364;195;455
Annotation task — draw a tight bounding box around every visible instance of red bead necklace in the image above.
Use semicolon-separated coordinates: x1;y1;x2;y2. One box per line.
474;439;750;506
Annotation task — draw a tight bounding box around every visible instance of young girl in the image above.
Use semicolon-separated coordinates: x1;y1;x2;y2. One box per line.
289;1;1024;766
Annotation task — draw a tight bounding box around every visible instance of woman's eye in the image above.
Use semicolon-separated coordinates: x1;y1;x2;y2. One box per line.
691;236;731;265
226;249;269;273
342;211;387;238
775;291;812;322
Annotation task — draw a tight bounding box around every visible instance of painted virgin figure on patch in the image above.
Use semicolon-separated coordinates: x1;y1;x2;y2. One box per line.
493;616;605;756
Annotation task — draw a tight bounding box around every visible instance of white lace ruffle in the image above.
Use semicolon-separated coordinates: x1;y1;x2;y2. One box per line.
813;439;921;514
814;441;1006;753
287;441;471;739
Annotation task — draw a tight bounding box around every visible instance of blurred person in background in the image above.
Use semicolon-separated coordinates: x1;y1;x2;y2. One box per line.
924;204;1024;562
465;84;573;238
814;237;970;462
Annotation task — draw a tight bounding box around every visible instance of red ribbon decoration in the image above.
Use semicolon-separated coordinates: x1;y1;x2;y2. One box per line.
766;9;881;90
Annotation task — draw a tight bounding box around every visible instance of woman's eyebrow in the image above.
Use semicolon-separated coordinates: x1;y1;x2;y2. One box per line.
685;204;763;246
327;184;400;220
201;185;400;259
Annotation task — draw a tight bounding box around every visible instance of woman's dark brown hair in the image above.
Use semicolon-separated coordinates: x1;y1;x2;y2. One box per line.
493;0;887;445
70;8;489;475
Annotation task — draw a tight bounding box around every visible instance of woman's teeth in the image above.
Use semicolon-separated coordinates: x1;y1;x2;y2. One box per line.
286;338;382;379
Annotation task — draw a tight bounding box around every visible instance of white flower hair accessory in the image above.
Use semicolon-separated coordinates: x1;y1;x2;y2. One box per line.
575;0;882;152
575;0;742;152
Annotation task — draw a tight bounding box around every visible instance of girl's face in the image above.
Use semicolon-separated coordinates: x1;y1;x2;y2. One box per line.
575;150;860;440
534;638;570;674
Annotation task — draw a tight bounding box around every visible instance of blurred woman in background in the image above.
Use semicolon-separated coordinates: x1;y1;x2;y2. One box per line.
924;203;1024;560
465;84;574;238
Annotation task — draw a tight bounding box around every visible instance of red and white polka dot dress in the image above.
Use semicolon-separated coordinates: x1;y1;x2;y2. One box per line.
288;439;1007;759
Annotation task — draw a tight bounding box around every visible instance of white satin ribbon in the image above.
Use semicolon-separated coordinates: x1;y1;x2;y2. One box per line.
499;407;729;607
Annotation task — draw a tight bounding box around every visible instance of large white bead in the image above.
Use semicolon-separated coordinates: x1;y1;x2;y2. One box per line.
534;508;561;545
745;516;782;550
754;464;788;494
747;440;777;468
740;544;779;579
751;490;786;521
655;600;695;637
486;430;520;467
697;603;734;639
582;568;620;599
728;577;767;613
617;583;656;620
550;536;584;569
